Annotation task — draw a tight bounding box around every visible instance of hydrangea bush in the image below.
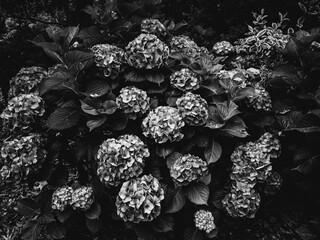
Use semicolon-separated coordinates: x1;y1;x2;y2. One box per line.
2;3;320;240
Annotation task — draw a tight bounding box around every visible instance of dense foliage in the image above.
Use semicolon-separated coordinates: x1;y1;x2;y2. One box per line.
1;0;320;240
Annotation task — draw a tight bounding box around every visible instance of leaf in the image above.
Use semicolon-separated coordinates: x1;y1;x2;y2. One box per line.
268;64;301;88
22;220;43;240
220;116;249;138
125;71;146;82
85;202;101;220
87;116;107;131
292;154;320;174
204;138;222;165
107;111;128;131
78;26;103;47
216;101;240;121
99;100;118;114
17;198;41;216
146;71;164;84
46;221;66;239
81;101;99;115
184;227;204;240
156;144;175;158
166;152;182;169
47;107;81;130
57;209;71;223
184;183;209;205
65;26;79;46
86;218;101;234
200;79;225;97
65;50;94;75
164;187;186;213
199;173;211;185
33;41;64;63
86;79;110;97
205;106;225;129
211;190;228;209
151;215;174;233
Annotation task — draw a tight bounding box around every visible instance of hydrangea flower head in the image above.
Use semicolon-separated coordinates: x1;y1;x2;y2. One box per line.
116;174;164;223
141;18;166;36
170;68;200;92
194;210;216;233
71;186;94;210
52;186;74;211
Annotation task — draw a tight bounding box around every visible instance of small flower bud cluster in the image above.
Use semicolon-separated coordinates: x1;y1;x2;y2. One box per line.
91;44;125;78
8;66;47;99
125;34;169;69
176;92;209;126
212;41;234;55
116;86;150;119
0;134;47;182
170;68;200;92
194;209;216;233
0;93;45;133
247;83;272;111
141;18;166;37
142;106;185;143
170;154;208;186
51;186;74;211
97;134;149;187
116;174;164;223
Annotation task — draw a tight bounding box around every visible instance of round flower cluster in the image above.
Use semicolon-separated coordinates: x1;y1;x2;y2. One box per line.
141;18;166;36
0;93;45;132
170;154;208;186
8;66;47;99
51;186;74;211
247;83;272;111
230;164;258;188
222;188;261;218
0;134;47;182
91;44;125;78
96;134;150;187
71;186;94;210
116;174;164;223
116;86;150;119
212;41;234;55
176;92;209;126
169;35;202;59
142;106;185;143
263;171;282;196
231;141;272;182
257;132;281;159
194;210;216;233
125;33;169;69
170;68;200;92
0;89;5;112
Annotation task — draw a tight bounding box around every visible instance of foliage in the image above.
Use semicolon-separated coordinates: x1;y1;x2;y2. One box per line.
1;1;320;240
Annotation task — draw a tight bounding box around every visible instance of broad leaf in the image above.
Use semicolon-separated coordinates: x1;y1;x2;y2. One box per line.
216;101;240;121
184;183;209;205
78;26;103;47
85;202;101;220
47;221;66;239
292;154;320;174
204;138;222;165
151;215;174;233
184;227;204;240
211;189;228;209
86;79;110;97
99;100;118;114
146;71;164;84
17;198;41;216
86;218;101;234
205;106;225;129
81;101;99;115
164;187;186;213
107;111;128;131
166;152;182;169
47;107;81;130
87;116;107;131
220;116;249;138
156;144;175;158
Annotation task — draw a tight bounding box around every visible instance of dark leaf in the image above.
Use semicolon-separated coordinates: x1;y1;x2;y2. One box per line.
47;221;66;239
57;209;71;223
204;138;222;165
87;116;107;131
292;154;320;174
151;215;174;233
215;101;240;121
85;202;101;220
164;187;186;213
184;183;209;205
65;50;94;75
156;144;175;158
166;152;182;169
17;198;41;216
146;71;164;84
22;220;43;240
199;173;211;185
107;111;128;131
86;218;101;234
205;106;225;129
81;101;99;115
99;100;118;114
125;71;146;82
211;190;228;209
220;116;249;138
65;26;79;46
78;26;103;47
47;107;81;130
86;79;110;97
184;227;204;240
